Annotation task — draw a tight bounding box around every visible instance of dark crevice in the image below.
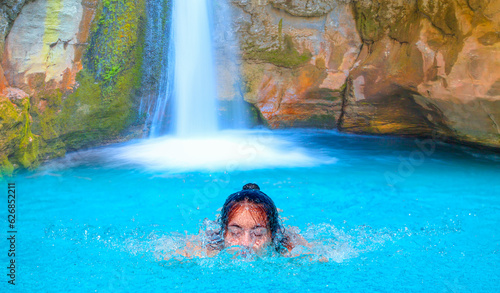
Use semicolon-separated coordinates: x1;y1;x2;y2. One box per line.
415;4;457;39
336;77;352;131
464;0;477;12
388;35;410;46
353;42;365;67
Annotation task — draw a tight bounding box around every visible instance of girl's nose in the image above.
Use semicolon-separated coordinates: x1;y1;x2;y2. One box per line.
240;231;253;247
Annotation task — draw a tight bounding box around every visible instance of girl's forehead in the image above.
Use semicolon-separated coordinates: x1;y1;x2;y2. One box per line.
228;202;267;226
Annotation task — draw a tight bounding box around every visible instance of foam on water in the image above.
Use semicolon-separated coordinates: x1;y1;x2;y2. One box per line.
43;130;337;172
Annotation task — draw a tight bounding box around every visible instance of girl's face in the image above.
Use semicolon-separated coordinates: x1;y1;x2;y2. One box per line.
224;203;272;252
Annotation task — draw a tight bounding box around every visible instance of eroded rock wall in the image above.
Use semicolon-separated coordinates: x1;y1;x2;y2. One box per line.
0;0;33;100
346;0;500;148
0;0;147;174
225;0;361;128
231;0;500;148
1;0;87;172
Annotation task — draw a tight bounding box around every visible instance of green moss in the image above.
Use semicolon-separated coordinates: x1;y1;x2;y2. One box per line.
12;99;39;169
88;0;145;83
248;103;268;127
0;100;20;173
245;35;312;68
0;155;14;178
358;13;380;42
30;90;62;140
278;18;283;50
0;97;40;170
353;2;382;43
56;0;147;149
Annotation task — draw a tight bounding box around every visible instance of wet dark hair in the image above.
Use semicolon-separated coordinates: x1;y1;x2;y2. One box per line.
242;183;260;190
214;184;291;254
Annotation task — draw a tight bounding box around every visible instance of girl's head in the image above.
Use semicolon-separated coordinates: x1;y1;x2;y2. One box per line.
217;184;290;253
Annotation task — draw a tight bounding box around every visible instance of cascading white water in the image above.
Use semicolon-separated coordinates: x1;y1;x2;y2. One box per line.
141;0;171;138
119;0;326;171
143;0;247;137
171;0;218;136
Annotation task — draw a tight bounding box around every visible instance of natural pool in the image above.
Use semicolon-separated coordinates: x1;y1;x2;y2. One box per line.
5;129;500;292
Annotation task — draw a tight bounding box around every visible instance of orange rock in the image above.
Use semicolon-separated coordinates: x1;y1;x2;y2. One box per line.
0;64;8;94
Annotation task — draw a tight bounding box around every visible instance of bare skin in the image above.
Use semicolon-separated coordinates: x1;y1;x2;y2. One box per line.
224;204;272;252
174;204;316;259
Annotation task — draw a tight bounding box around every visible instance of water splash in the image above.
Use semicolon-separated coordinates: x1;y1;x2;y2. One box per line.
42;221;404;264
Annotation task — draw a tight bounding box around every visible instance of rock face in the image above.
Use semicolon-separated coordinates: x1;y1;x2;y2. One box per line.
0;0;32;51
344;0;500;148
1;0;88;171
269;0;337;17
230;0;500;148
0;0;33;94
3;0;89;93
0;0;147;174
228;0;361;128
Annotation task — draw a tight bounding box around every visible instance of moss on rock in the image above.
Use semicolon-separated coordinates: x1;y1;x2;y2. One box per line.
56;0;147;149
244;35;312;68
1;0;148;173
15;99;39;168
0;155;14;178
0;97;39;173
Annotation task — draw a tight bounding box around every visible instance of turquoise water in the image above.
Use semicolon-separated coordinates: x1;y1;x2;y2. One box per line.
2;130;500;292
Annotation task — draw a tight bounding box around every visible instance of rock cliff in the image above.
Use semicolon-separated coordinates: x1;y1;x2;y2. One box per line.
230;0;500;148
0;0;147;174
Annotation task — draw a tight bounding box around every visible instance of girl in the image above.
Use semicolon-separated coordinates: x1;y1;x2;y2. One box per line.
177;183;307;258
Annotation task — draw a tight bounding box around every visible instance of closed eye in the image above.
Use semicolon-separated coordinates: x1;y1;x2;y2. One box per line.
251;228;267;237
227;226;243;237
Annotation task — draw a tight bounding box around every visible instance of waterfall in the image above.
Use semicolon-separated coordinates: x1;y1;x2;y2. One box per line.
212;0;249;130
140;0;171;138
116;1;328;171
171;0;218;136
141;0;249;137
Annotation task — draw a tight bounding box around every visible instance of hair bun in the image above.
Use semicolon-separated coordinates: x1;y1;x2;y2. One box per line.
242;183;260;190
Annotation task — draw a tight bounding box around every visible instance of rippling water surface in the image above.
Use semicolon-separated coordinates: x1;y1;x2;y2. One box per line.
3;130;499;292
